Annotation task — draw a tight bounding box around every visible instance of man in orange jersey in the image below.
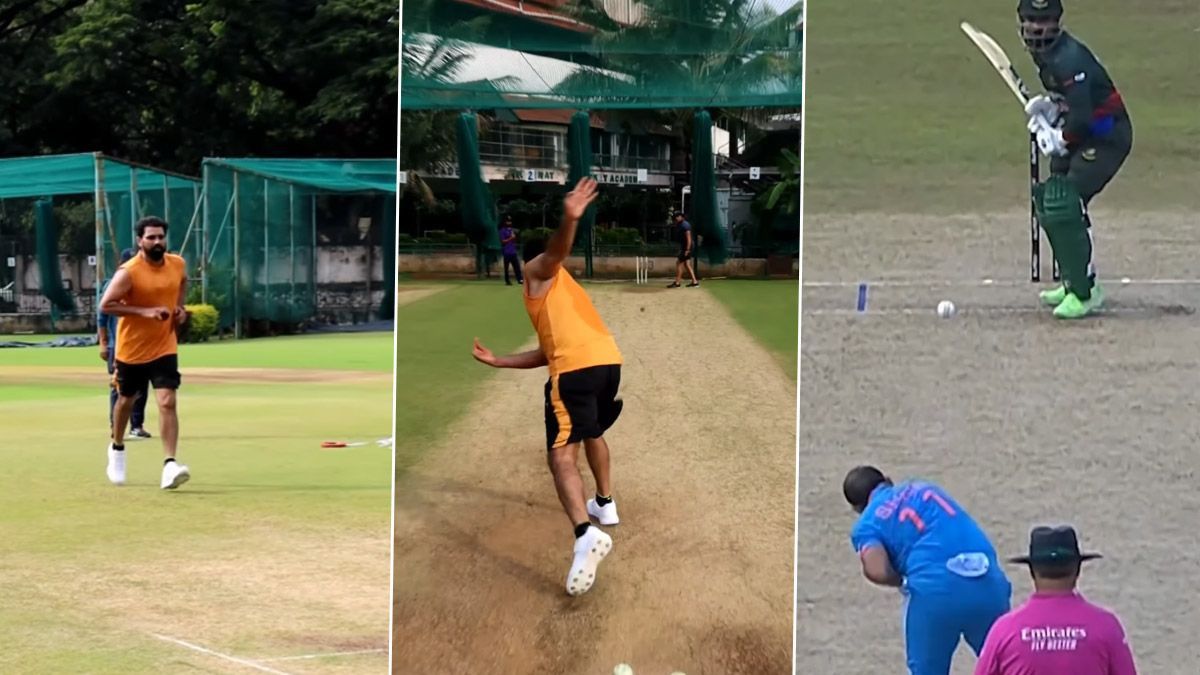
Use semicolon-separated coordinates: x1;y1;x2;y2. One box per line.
98;216;191;490
472;177;623;596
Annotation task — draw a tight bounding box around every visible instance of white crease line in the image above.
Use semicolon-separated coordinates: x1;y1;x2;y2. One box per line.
258;648;387;662
803;278;1200;288
804;306;1190;317
151;634;294;675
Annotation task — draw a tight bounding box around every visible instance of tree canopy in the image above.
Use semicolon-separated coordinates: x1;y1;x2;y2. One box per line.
0;0;398;174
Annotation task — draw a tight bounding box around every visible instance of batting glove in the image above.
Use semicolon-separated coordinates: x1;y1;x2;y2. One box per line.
1024;94;1061;125
1028;115;1068;157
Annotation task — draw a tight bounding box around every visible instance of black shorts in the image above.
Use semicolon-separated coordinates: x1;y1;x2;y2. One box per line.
544;364;622;451
113;355;181;397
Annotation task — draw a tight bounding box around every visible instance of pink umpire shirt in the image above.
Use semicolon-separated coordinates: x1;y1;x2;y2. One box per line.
974;591;1137;675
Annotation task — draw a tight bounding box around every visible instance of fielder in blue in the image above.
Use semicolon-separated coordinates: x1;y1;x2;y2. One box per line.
843;465;1012;675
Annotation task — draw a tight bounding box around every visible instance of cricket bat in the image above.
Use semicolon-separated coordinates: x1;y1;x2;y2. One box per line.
960;21;1033;107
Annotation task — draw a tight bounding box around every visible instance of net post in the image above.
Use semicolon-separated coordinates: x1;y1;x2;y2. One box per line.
93;152;106;306
233;170;241;339
201;164;209;304
289;184;296;320
311;194;317;317
163;173;170;241
130;165;138;245
263;178;270;322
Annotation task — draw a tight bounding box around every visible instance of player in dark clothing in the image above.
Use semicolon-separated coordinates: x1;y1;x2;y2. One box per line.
1020;0;1132;319
667;212;699;289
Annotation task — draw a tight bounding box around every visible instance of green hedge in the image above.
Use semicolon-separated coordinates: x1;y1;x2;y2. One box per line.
181;304;219;343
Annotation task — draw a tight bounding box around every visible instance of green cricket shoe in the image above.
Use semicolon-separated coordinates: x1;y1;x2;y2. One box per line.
1039;284;1068;307
1052;283;1105;319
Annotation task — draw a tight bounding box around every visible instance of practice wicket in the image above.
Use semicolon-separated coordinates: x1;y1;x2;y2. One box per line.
635;256;651;285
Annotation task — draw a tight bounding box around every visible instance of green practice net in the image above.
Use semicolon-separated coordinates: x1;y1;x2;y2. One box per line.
401;0;804;110
0;153;201;309
690;110;731;263
201;159;397;334
454;115;502;273
34;199;74;313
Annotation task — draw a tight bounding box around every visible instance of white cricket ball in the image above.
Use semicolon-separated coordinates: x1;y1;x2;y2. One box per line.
936;300;956;318
613;664;634;675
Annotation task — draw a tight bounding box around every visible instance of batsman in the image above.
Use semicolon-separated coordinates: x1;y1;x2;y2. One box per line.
1020;0;1132;319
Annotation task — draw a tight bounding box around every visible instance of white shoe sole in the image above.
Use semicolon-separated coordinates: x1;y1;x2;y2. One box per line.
566;532;612;596
107;471;125;486
162;467;190;490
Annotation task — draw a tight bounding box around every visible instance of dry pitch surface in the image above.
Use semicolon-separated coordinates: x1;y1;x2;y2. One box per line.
798;210;1200;674
394;285;797;675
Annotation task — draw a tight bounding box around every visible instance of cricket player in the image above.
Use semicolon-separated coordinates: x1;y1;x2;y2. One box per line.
472;177;622;596
667;212;699;288
499;214;523;286
99;216;191;490
1020;0;1132;319
844;466;1013;675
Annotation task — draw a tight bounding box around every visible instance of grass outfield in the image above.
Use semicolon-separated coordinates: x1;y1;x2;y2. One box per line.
804;0;1200;213
394;282;531;476
394;279;799;476
2;332;393;371
0;333;393;673
705;279;799;378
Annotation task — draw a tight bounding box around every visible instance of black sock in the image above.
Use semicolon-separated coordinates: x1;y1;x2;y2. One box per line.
163;458;175;466
594;494;612;507
112;443;125;452
574;522;590;538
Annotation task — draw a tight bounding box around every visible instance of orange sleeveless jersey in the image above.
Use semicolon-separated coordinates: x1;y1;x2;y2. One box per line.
115;253;187;364
523;266;622;376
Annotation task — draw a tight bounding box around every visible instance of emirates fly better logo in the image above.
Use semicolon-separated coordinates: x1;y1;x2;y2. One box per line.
1021;626;1088;652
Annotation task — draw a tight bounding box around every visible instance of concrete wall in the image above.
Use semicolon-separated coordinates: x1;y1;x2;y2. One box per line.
0;312;92;334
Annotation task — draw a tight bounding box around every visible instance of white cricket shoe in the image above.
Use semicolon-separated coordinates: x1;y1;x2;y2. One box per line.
566;526;613;596
587;497;620;526
106;444;126;486
160;460;190;490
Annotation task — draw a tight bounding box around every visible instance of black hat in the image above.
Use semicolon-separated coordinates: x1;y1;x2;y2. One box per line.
119;248;137;264
1008;526;1102;565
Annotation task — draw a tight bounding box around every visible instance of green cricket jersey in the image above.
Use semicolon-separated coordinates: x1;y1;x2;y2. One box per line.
1032;31;1129;149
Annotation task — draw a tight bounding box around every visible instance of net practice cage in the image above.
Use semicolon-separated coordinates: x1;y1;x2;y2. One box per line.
401;0;805;110
0;152;201;310
401;1;804;268
201;158;397;336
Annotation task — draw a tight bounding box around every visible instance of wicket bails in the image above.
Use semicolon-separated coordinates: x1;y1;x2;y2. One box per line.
635;256;651;285
1030;133;1061;283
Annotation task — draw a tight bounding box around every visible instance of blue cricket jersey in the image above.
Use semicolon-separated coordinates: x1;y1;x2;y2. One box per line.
850;479;1000;593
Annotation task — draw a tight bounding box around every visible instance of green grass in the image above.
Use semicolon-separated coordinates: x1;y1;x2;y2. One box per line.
804;0;1200;213
393;280;801;476
0;333;392;672
705;280;799;378
1;332;393;371
395;282;533;475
